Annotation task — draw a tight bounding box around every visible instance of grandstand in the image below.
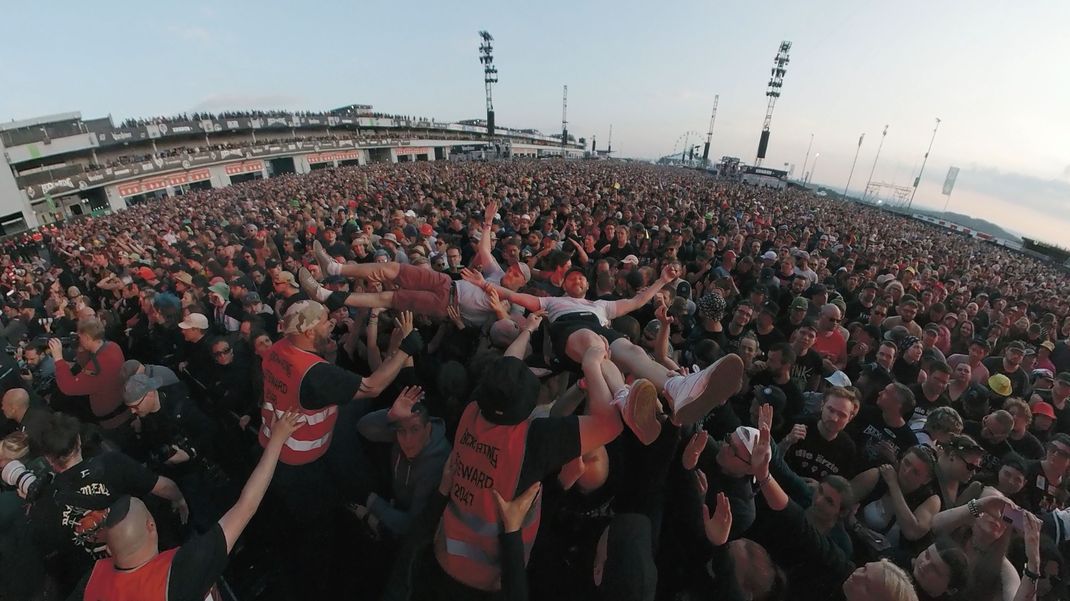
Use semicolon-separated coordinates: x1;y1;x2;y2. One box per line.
0;107;586;234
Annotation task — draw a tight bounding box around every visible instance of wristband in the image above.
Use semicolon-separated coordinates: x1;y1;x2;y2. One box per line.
1023;566;1041;581
967;499;982;519
755;474;772;489
398;331;425;356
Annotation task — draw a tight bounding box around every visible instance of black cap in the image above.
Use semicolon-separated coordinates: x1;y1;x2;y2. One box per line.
862;281;879;290
475;357;539;425
599;514;657;601
761;301;780;316
753;385;787;415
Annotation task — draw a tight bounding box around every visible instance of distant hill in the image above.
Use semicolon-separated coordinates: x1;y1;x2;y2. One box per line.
909;209;1021;242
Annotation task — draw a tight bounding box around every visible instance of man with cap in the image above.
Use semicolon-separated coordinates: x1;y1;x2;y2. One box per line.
260;300;423;594
752;301;785;356
123;373;215;525
73;410;302;601
301;240;531;329
241;291;278;336
429;342;654;594
1029;401;1057;443
271;270;307;317
779;296;811;341
983;339;1030;398
845;281;880;323
1041;372;1070;435
176;313;213;392
1019;433;1070;513
848;382;918;469
206;281;239;334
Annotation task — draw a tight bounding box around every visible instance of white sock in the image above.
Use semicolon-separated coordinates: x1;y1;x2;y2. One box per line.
325;261;341;276
313;286;331;302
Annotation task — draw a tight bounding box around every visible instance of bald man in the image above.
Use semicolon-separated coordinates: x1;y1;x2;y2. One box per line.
74;410;302;600
1;388;51;451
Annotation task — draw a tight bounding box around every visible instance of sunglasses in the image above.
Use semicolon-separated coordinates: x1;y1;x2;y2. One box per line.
212;347;232;357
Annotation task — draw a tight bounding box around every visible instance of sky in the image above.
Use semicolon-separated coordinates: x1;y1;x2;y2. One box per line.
2;1;1069;242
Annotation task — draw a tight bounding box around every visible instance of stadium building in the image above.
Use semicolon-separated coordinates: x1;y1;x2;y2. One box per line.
0;107;585;234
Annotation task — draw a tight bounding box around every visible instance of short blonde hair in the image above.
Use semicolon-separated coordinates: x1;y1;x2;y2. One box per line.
0;432;30;461
875;559;919;601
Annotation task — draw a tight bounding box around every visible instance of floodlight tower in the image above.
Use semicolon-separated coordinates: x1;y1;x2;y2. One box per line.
702;95;719;165
561;85;568;155
478;31;498;136
755;41;791;166
907;118;941;209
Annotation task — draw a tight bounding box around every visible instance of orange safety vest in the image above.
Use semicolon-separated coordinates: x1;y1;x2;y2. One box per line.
83;548;177;601
257;338;336;465
435;402;540;591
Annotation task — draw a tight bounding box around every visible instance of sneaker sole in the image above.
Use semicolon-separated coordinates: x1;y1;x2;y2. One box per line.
627;379;661;445
672;355;744;426
313;241;333;275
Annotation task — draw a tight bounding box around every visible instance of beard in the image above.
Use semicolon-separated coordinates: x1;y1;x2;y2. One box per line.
313;331;332;356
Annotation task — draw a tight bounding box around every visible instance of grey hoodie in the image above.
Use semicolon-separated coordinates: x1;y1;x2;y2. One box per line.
357;409;450;537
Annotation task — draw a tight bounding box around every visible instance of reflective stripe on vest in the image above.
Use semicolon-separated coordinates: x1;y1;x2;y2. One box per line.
437;402;541;591
257;339;333;465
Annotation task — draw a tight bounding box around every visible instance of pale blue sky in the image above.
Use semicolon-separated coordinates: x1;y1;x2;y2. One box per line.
3;1;1068;241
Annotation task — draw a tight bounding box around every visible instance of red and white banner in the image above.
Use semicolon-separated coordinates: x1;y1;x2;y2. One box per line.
115;168;211;196
225;161;264;175
306;150;360;164
394;146;432;156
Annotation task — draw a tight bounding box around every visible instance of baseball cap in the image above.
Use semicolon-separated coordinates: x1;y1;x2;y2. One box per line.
178;313;209;330
241;292;262;306
273;271;300;289
622;255;640;266
207;282;230;299
825;371;852;388
761;250;778;261
753;386;787;415
1006;340;1027;352
1041;340;1056;352
474;356;538;425
734;426;760;455
173;272;194;286
790;297;809;312
1057;372;1070;386
119;360;143;382
760;301;780;316
122;374;159;405
282;301;327;335
419;223;435;237
1032;401;1057;420
488;319;521;349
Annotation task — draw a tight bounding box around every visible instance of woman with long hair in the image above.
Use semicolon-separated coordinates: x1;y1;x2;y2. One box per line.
949;319;975;355
850;446;942;550
932;434;985;508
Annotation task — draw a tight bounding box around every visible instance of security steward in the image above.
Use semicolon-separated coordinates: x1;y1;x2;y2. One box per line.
73;409;302;601
258;301;423;593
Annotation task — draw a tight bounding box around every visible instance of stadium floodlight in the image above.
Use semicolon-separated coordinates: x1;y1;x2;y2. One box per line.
755;40;791;166
907;118;941;209
479;30;498;137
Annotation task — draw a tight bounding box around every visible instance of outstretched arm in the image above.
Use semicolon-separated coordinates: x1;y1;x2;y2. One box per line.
473;201;502;273
609;264;680;317
461;268;542;313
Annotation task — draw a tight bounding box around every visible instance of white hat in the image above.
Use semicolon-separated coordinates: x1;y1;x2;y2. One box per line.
178;313;209;330
622;255;639;266
382;233;399;244
734;426;760;454
825;371;852;387
404;209;417;218
761;251;778;261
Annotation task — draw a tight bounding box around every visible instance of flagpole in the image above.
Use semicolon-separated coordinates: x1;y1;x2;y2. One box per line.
842;133;865;202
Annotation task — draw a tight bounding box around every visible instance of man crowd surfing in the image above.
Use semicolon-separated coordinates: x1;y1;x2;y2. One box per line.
1;158;1069;601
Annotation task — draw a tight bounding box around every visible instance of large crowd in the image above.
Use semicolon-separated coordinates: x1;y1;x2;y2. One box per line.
1;159;1069;601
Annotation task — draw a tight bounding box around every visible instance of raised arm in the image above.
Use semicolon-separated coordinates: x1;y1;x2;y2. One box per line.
609;264;679;317
473;201;502;273
504;313;543;359
357;312;423;399
576;347;624;454
461;268;542;313
875;464;939;540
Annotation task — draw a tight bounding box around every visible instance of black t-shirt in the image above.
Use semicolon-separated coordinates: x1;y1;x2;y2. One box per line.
784;416;858;479
517;416;581;495
32;452;158;564
849;405;918;469
907;384;950;435
790;349;824;392
1020;460;1069;513
1008;432;1045;461
982;358;1029;398
300;362;364;410
750;371;805;424
753;327;786;358
1053;400;1070;436
963;420;1014;477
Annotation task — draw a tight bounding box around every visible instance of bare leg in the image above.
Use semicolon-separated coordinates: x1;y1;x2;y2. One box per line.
608;338;676;390
336;262;401;283
340;291;395;310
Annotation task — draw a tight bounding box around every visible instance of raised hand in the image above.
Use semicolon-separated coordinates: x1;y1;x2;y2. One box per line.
702;492;733;546
460;267;486;286
682;429;709;471
389;386;425;421
493;482;542;533
395;311;414;338
524;311;546;333
660;263;681;283
484;201;498;227
751;404;773;480
446;304;465;329
783;423;807;446
655;299;674;326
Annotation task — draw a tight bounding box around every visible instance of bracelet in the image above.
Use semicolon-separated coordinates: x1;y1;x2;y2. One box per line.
755;474;773;489
1023;565;1041;581
967;499;982;519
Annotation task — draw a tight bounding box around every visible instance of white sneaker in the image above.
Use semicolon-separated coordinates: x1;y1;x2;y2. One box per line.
663;355;744;426
615;379;661;445
313;240;340;276
298;267;331;302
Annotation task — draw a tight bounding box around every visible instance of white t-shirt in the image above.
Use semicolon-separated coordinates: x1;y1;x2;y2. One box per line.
455;280;495;327
538;296;618;327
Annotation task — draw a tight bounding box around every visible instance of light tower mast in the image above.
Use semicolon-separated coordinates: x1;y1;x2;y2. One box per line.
702;95;719;165
755;41;791;166
561;85;568;155
478;31;498;136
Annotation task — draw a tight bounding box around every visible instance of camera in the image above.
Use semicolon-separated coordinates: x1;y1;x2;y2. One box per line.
1;460;52;501
149;444;178;465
